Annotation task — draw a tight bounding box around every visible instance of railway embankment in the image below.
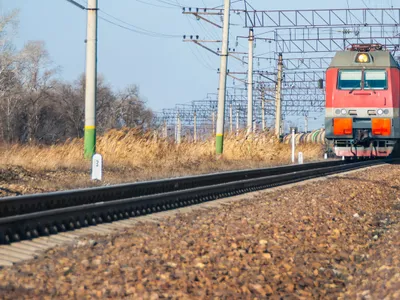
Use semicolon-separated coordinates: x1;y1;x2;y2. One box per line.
1;164;400;298
0;129;324;197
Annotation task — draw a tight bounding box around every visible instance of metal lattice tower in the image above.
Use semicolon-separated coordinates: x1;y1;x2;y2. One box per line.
154;6;400;138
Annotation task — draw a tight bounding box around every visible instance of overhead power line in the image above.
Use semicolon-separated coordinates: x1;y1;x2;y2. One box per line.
212;0;242;9
99;10;181;38
135;0;176;9
65;0;86;9
99;16;180;38
152;0;182;7
64;0;181;38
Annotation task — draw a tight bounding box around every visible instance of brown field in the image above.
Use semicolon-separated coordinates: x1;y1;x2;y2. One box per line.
0;128;325;197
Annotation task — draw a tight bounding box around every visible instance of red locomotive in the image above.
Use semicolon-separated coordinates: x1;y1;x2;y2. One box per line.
325;44;400;158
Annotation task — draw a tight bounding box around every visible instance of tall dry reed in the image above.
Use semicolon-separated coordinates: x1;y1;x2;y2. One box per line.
0;128;324;177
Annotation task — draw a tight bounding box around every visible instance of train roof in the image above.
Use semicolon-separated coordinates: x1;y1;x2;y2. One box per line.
329;50;400;69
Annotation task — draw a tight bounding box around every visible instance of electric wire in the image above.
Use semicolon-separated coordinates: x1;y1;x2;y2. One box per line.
212;0;241;9
183;8;217;69
150;0;182;7
99;10;181;38
196;11;221;41
135;0;176;9
184;11;216;70
71;0;181;38
70;0;326;120
198;0;226;43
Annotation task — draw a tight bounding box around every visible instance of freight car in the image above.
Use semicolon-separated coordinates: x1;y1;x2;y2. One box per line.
282;129;326;145
324;44;400;158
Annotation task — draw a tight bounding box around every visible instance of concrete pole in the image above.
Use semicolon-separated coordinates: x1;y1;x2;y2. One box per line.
212;111;216;136
215;0;231;154
236;110;239;135
304;115;308;132
261;90;266;132
153;130;157;142
193;111;197;142
84;0;98;159
275;53;283;138
174;119;177;141
163;120;167;139
291;128;295;163
247;28;254;135
229;104;233;134
177;114;181;144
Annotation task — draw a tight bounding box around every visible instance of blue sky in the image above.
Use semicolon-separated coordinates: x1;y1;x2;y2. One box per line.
2;0;394;131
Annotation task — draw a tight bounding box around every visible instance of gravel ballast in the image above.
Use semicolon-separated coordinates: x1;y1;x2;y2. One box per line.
1;165;400;299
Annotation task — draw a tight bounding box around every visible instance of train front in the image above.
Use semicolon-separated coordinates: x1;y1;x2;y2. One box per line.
325;44;400;158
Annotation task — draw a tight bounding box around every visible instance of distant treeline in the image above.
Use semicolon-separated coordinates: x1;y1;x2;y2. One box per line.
0;10;153;144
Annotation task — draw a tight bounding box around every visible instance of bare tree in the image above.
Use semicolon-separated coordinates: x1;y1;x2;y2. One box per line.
0;10;22;142
0;11;155;145
18;40;57;142
96;75;117;134
0;71;22;142
53;78;84;139
116;84;154;129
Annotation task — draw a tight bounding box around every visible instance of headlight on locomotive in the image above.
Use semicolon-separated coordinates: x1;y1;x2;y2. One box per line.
355;53;371;63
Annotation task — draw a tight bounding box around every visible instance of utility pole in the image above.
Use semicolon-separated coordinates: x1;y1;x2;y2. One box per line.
84;0;98;159
163;120;168;139
153;129;158;142
174;115;177;141
261;88;266;131
176;113;181;144
193;111;197;142
304;115;308;132
247;28;254;135
236;110;239;135
291;128;295;163
229;104;233;133
212;111;216;135
275;53;283;138
215;0;231;154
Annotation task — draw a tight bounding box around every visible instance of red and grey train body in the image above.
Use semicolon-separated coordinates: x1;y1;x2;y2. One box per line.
325;44;400;158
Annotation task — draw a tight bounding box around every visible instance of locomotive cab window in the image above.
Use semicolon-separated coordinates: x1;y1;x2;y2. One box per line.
364;70;387;90
338;70;362;90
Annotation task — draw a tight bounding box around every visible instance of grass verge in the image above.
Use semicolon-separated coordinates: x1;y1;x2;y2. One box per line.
0;128;325;196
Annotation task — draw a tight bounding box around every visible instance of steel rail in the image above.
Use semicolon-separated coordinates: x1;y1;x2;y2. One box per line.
0;160;349;218
0;159;391;244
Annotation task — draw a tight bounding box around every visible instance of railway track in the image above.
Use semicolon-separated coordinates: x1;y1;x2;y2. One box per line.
0;158;392;247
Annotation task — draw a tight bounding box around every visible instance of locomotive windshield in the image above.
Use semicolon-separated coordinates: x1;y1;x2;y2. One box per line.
338;70;362;89
338;69;388;90
364;70;387;89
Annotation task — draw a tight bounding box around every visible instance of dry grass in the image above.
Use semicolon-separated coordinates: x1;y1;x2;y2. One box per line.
0;128;325;195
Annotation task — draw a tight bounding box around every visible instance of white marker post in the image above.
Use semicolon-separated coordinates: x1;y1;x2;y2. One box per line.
324;153;328;160
91;153;102;181
298;152;303;164
291;128;295;163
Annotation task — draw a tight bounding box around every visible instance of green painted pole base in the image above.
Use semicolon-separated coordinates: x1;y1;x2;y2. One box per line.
84;127;96;159
216;134;224;154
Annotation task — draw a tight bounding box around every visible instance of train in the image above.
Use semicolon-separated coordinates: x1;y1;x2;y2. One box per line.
324;43;400;158
282;129;326;145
